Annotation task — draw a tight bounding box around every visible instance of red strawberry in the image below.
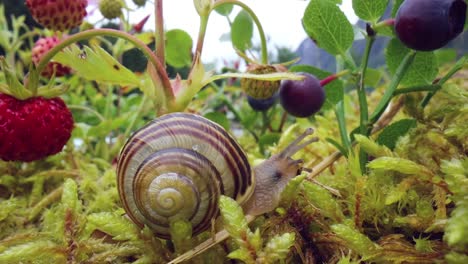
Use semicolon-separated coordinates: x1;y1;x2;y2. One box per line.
25;0;88;32
0;93;74;162
32;36;71;77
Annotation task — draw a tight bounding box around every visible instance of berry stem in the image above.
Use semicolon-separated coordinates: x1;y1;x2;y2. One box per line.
154;0;166;66
213;0;269;64
420;55;467;108
335;100;351;157
370;50;417;123
194;14;210;61
356;35;375;173
319;69;350;87
373;18;395;33
34;28;173;100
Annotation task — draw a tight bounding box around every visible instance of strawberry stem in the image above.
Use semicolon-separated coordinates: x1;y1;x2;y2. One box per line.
213;0;269;64
154;0;166;66
34;28;174;101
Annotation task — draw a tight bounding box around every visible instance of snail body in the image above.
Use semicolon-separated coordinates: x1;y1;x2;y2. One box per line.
117;112;316;239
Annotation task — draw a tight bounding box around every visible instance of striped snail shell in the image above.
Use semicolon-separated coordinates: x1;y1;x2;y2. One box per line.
117;112;317;239
117;113;254;239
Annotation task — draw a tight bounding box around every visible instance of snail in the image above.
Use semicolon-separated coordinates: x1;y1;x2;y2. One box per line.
117;112;317;239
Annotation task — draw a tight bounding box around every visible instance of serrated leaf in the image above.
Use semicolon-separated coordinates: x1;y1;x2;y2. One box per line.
290;64;344;110
386;39;438;86
302;0;354;55
165;29;193;68
331;224;380;259
231;10;253;51
352;0;389;22
54;44;140;86
376;118;416;150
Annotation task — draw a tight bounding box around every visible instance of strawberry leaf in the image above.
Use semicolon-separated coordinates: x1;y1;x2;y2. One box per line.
165;29;193;68
231;10;253;51
54;43;141;87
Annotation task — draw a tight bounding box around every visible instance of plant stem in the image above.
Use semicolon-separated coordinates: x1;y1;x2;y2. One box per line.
420;55;467;108
369;50;416;123
393;84;440;95
34;28;173;100
356;35;374;172
213;0;268;64
319;69;350;87
195;15;210;60
155;0;166;66
335;100;351;157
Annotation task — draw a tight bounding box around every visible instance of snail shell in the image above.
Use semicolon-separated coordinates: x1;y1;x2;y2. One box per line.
117;112;254;239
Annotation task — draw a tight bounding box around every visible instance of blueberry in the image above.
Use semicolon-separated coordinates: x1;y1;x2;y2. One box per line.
395;0;467;51
279;73;325;118
247;93;278;111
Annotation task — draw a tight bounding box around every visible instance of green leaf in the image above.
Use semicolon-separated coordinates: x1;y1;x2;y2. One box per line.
364;68;383;87
435;49;457;66
260;232;295;262
386;39;438;86
290;64;344;110
165;29;193;68
352;0;389;22
302;0;354;55
61;179;80;212
219;195;249;240
215;3;233;16
54;44;140;86
259;133;281;151
367;157;433;179
84;212;140;241
303;181;344;222
204;111;230;131
331;224;380;259
354;134;393;158
376;118;417;150
231;10;253;51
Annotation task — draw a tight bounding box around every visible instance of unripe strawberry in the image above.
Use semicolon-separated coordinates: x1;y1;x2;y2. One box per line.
25;0;88;32
0;94;74;162
99;0;124;19
32;36;71;77
132;0;147;7
241;64;283;99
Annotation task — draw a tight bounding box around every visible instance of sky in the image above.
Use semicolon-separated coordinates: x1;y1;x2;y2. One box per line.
90;1;358;64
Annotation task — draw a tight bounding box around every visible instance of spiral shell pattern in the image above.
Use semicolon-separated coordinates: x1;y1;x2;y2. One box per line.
117;113;253;238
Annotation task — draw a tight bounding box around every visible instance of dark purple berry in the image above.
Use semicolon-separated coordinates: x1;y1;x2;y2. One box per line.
395;0;467;51
279;73;325;118
247;93;278;111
